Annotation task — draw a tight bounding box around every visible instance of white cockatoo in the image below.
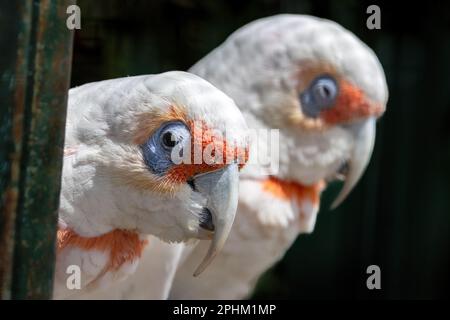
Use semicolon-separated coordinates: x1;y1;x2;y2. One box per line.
168;14;388;299
53;71;249;299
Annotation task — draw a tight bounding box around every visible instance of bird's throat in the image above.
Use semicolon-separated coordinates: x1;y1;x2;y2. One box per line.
261;176;324;206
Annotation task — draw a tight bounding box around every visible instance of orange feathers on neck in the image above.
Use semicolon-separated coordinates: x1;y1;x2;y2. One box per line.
57;228;148;271
261;176;324;206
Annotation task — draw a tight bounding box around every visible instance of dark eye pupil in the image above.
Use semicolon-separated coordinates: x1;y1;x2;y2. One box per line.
321;85;331;97
162;131;177;148
316;84;331;99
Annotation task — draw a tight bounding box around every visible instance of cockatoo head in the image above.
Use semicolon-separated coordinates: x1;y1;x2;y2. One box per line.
63;71;248;274
190;14;388;209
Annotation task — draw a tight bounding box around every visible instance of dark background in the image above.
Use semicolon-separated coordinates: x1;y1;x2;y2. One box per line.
71;0;450;299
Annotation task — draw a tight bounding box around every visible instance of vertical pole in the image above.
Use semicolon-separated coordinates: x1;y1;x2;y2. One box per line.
0;0;75;299
0;0;32;300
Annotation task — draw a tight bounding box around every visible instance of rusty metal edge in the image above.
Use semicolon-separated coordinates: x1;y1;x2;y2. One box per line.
9;0;75;299
0;0;34;300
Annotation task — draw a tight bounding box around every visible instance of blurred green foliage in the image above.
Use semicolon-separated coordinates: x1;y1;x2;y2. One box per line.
72;0;450;299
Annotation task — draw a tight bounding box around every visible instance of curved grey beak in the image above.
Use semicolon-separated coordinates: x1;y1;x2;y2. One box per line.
191;163;239;276
331;117;376;209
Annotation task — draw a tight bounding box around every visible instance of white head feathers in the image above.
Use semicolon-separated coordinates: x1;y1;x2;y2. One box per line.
190;14;388;112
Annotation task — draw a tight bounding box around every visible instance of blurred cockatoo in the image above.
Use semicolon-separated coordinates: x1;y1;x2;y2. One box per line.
169;14;388;299
53;71;249;299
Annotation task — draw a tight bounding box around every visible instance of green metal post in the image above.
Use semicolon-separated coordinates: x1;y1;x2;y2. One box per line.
0;0;75;299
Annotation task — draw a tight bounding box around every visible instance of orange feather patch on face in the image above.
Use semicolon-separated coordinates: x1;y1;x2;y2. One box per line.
292;61;384;129
166;120;249;184
320;80;384;125
57;228;148;272
132;104;248;188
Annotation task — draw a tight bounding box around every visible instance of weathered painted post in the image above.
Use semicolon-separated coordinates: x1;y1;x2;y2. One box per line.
0;0;75;299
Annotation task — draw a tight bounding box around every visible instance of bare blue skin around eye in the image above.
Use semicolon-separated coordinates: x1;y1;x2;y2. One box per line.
140;121;190;175
300;75;338;118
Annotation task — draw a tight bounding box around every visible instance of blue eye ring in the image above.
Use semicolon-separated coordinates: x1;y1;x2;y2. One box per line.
300;74;339;118
311;75;338;106
141;121;190;175
159;121;189;150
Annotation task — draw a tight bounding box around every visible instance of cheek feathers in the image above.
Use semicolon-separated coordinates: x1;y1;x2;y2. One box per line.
166;120;249;184
292;62;384;129
320;80;384;125
132;105;249;191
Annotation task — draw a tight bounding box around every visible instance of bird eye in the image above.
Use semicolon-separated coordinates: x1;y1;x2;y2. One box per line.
161;130;178;149
299;74;339;118
312;76;338;105
141;121;190;175
158;121;189;150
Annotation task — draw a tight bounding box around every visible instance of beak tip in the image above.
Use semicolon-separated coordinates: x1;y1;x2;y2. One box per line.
192;254;215;277
192;267;204;277
330;193;346;210
330;199;341;210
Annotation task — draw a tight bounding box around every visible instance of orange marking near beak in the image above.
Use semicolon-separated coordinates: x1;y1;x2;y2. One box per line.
261;177;325;205
133;105;248;187
167;120;249;184
320;80;384;125
57;228;148;271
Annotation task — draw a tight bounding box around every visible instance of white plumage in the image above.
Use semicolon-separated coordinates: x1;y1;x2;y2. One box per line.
54;71;248;298
169;14;388;299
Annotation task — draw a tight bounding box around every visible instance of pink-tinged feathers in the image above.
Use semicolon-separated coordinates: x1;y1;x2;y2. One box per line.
132;105;249;188
64;146;78;157
320;80;384;125
57;228;148;272
261;177;325;230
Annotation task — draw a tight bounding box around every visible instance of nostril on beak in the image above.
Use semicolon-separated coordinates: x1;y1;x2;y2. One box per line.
199;207;215;232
